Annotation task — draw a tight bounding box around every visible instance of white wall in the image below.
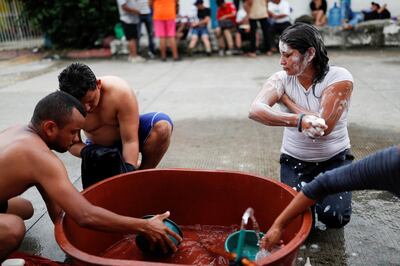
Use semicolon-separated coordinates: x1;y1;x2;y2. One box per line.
180;0;400;20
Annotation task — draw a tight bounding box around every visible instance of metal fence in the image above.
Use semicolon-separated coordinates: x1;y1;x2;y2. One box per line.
0;0;43;50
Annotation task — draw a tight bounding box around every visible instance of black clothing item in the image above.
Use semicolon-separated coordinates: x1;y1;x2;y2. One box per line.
197;7;211;20
80;144;135;189
0;200;8;213
364;9;391;21
121;21;138;40
303;146;400;200
310;0;327;14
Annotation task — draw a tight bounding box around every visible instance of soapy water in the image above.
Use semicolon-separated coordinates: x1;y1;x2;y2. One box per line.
101;224;241;265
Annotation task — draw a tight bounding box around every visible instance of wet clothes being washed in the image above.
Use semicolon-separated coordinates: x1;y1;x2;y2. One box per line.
303;146;400;200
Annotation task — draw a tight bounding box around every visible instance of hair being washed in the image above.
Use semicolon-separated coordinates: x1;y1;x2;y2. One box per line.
280;23;329;86
58;62;97;100
31;91;86;129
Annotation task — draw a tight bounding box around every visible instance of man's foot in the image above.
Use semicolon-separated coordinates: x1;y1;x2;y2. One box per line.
161;57;167;62
128;56;146;63
266;51;273;56
173;57;181;62
147;51;156;59
225;50;233;56
187;48;193;57
247;52;257;58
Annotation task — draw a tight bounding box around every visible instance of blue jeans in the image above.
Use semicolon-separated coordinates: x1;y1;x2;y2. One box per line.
348;13;364;27
138;13;155;54
280;149;354;228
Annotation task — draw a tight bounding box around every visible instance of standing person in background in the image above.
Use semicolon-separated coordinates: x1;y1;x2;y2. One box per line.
249;23;354;229
150;0;180;61
267;0;292;55
310;0;327;26
117;0;145;63
135;0;156;59
243;0;270;57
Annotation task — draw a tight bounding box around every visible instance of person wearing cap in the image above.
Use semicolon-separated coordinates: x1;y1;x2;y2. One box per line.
343;2;391;30
187;0;212;56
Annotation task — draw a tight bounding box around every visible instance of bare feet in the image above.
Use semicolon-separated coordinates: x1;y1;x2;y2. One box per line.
266;51;273;56
247;52;257;58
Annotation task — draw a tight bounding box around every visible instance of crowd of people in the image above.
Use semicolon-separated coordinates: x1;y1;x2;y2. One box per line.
116;0;295;60
116;0;394;62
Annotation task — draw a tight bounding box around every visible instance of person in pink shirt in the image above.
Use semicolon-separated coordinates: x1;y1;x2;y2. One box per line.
150;0;180;61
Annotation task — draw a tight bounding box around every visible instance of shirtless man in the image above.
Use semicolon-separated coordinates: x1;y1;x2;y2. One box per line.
0;91;180;259
58;63;173;170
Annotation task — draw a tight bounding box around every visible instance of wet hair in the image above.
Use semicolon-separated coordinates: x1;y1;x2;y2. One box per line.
31;91;86;129
280;23;329;87
58;62;97;100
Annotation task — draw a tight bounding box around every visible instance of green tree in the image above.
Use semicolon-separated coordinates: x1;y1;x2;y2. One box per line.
22;0;119;48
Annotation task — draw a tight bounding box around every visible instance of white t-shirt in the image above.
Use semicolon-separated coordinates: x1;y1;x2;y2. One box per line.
133;0;151;15
265;66;354;162
268;0;291;24
117;0;139;24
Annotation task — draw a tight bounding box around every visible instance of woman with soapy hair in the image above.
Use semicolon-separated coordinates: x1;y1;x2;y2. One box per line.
249;23;354;229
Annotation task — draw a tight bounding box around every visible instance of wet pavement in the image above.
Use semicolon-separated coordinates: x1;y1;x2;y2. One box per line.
1;49;400;265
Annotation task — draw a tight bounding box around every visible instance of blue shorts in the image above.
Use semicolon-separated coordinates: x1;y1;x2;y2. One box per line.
85;112;173;151
191;26;209;37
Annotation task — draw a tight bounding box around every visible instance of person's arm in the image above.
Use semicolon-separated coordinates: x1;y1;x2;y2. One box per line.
318;80;353;136
68;129;85;157
279;94;318;116
243;0;252;13
262;145;400;250
261;191;315;251
117;88;140;169
198;15;210;27
35;152;181;252
122;2;140;15
249;74;299;127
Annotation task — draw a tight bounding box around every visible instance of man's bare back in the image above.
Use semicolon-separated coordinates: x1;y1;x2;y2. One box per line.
0;125;51;203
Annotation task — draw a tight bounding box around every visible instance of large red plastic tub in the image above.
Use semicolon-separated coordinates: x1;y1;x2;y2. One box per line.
55;169;312;265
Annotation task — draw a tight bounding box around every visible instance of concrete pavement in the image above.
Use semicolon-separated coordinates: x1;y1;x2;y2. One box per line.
1;50;400;265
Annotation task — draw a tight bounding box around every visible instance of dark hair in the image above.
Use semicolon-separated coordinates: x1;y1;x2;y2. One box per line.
31;91;86;129
280;23;329;86
216;0;225;7
58;62;97;100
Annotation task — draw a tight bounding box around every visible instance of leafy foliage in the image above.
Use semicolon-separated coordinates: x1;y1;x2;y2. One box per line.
21;0;119;48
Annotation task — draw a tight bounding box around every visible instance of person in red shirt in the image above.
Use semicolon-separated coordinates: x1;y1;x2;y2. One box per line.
216;0;236;56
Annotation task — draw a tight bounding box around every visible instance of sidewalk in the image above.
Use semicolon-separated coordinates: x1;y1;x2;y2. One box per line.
1;50;399;265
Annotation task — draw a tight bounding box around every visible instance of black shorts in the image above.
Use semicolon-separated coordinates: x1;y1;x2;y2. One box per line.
121;21;138;40
0;201;8;213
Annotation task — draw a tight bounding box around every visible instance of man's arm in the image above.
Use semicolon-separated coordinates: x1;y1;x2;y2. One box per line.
117;88;140;169
122;2;140;15
318;80;352;135
68;130;85;157
35;151;181;252
249;74;299;127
